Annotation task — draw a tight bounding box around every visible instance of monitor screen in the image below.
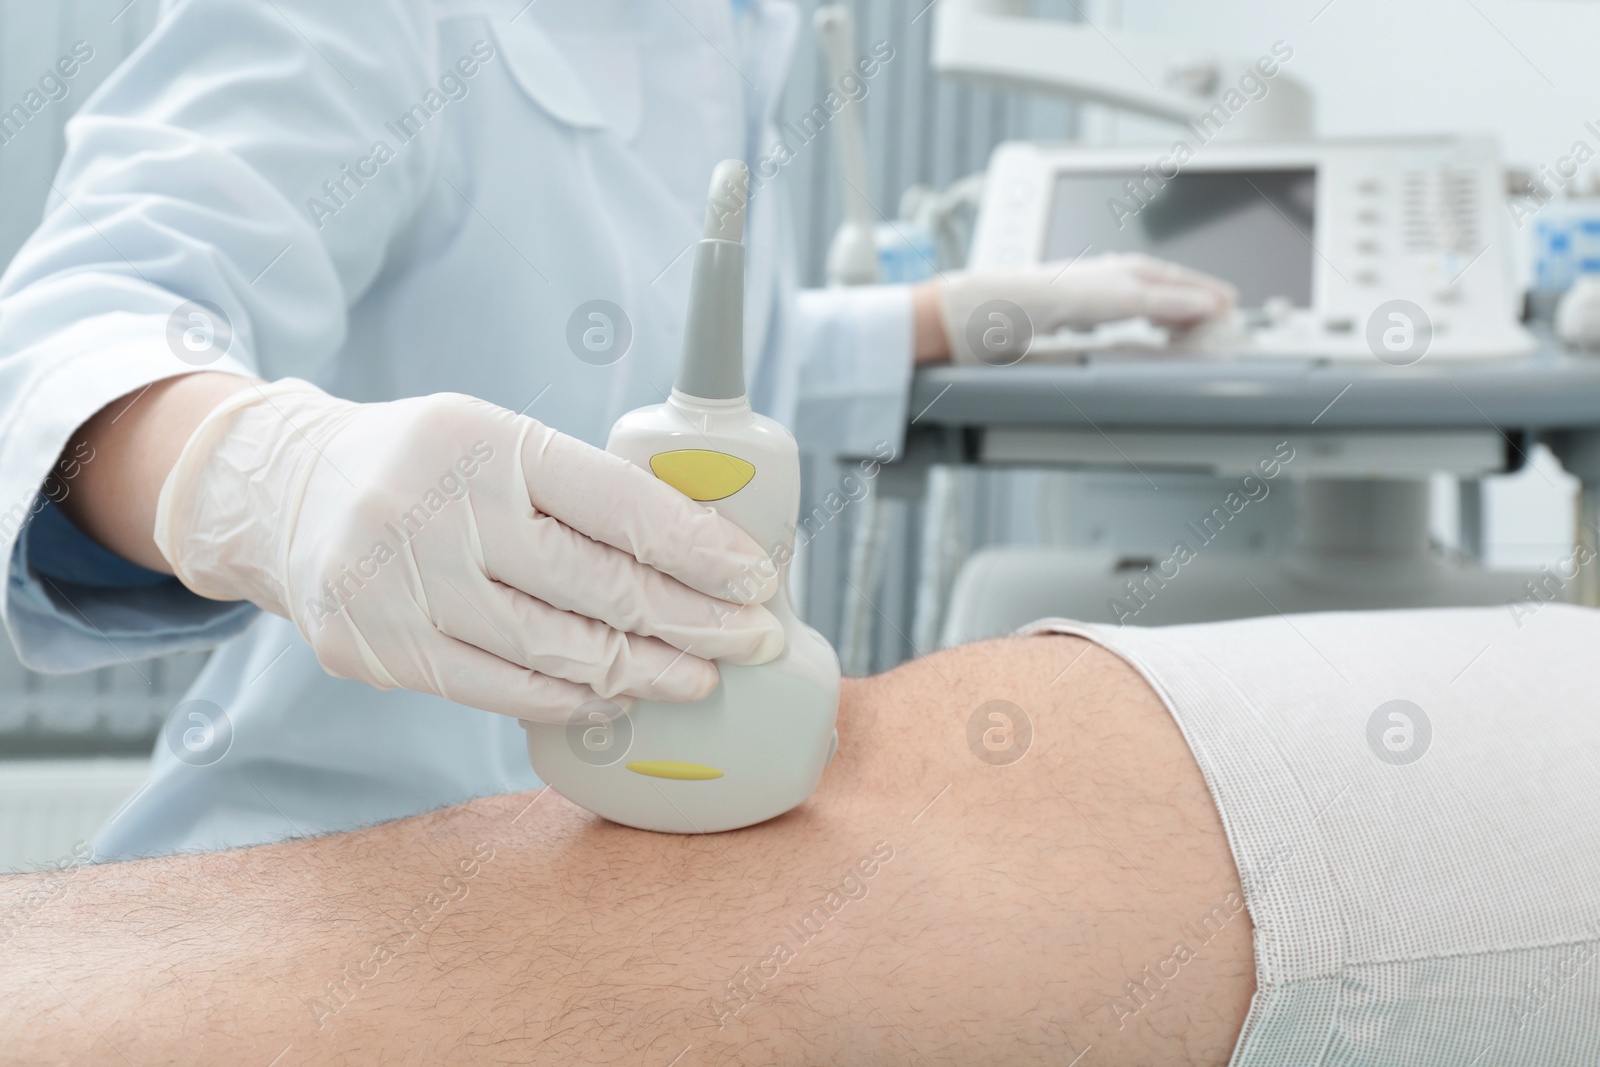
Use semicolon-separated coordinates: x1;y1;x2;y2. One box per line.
1042;168;1317;309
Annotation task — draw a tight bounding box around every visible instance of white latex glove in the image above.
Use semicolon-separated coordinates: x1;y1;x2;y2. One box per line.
941;253;1239;364
153;379;785;722
1557;275;1600;349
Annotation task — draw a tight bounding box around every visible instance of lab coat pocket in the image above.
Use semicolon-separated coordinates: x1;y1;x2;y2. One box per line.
489;19;642;142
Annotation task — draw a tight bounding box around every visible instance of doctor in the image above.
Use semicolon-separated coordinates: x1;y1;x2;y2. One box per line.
0;0;1234;858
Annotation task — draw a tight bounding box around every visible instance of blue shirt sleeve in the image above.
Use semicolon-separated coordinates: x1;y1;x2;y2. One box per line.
28;498;175;588
7;502;259;673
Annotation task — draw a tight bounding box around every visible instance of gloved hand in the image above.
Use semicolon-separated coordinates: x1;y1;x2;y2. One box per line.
153;379;784;722
940;253;1239;363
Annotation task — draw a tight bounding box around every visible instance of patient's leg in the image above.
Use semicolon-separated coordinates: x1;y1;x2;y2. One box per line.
0;636;1253;1065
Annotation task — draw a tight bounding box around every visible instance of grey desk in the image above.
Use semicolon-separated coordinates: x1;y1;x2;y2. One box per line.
816;334;1600;663
906;336;1600;434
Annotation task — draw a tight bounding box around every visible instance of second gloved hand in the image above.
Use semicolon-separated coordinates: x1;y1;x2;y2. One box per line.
153;379;785;722
940;253;1239;363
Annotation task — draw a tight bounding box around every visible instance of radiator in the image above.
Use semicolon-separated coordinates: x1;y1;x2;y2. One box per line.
0;648;207;745
0;757;149;872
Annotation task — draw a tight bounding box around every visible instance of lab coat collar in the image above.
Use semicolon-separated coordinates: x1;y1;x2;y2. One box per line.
488;16;608;130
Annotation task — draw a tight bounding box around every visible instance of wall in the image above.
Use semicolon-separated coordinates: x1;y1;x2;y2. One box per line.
1096;0;1600;176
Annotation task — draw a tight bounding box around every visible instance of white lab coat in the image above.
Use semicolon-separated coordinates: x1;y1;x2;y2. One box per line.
0;0;913;857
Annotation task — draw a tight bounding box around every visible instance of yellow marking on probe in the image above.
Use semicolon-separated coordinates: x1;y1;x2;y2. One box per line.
648;450;755;502
626;760;724;781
